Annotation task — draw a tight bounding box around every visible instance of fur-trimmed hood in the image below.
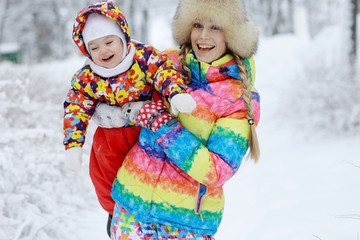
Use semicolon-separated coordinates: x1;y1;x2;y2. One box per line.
72;1;132;59
172;0;258;58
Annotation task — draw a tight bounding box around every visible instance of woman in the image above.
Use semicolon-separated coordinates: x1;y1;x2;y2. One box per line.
94;0;260;239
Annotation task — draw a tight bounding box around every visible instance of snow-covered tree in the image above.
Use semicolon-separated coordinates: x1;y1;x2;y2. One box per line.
0;0;84;62
350;0;358;62
0;0;10;47
282;0;360;135
245;0;295;36
0;0;358;62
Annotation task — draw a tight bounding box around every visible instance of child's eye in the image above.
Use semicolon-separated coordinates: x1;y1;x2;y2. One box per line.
106;41;113;45
91;47;98;51
193;23;202;28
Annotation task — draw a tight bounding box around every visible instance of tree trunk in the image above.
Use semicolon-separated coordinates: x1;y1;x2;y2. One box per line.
272;2;282;35
129;0;137;38
0;0;10;47
288;0;294;33
140;6;149;43
350;0;358;61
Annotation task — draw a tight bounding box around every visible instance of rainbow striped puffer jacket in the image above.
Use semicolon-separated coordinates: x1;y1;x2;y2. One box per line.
111;49;260;235
63;2;187;149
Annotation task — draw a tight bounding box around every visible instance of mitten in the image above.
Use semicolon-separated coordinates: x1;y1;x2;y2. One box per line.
170;93;196;115
136;100;176;132
93;103;127;128
64;147;83;172
119;101;149;122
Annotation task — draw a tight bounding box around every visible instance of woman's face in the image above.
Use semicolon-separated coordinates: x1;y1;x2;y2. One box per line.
191;19;227;63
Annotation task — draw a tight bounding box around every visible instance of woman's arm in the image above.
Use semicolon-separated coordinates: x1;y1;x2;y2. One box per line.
154;94;259;188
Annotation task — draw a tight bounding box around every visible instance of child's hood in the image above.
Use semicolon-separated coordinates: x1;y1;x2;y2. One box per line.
72;1;131;59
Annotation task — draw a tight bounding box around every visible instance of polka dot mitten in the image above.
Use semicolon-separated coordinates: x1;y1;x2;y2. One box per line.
135;100;176;132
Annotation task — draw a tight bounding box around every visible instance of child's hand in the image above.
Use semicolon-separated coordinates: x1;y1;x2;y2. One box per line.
93;103;127;128
135;100;177;132
64;147;83;172
170;93;196;115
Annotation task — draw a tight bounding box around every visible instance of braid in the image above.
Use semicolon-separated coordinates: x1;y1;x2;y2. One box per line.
233;54;260;162
178;44;192;84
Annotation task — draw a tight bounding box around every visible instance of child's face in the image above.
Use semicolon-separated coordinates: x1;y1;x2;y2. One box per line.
88;35;124;69
191;19;226;63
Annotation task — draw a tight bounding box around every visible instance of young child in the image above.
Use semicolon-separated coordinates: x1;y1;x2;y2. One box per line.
63;1;196;169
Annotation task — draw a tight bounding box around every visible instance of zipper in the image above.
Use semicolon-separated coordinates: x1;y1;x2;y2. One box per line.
152;224;159;240
195;183;208;222
198;61;201;84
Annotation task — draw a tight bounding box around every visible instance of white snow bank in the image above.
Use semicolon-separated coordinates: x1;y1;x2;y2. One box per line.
0;43;20;54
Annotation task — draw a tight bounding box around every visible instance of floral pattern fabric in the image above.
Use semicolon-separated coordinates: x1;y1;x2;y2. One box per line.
63;2;188;149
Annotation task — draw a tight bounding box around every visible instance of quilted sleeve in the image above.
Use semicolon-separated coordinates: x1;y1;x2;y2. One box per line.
154;56;260;187
63;72;97;149
142;46;188;103
154;98;258;188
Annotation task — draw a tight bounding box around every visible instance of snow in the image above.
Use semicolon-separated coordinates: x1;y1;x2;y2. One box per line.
1;26;360;239
0;43;20;54
293;5;311;41
214;27;360;240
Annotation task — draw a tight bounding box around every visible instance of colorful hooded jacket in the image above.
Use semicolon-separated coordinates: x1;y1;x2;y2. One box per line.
63;2;187;149
111;49;260;235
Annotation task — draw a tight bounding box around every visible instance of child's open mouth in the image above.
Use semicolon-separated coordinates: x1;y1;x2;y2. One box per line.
103;55;114;62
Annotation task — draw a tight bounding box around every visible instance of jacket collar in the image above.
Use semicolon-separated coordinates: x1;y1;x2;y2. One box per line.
185;50;241;88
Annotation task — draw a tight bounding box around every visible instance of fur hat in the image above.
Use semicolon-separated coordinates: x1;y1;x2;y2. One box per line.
172;0;258;58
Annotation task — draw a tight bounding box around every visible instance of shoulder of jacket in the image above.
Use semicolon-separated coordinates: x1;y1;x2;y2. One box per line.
72;64;99;82
163;48;180;57
133;42;158;61
162;48;180;68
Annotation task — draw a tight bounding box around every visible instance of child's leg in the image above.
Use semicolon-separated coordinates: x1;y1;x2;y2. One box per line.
89;126;141;237
89;126;141;215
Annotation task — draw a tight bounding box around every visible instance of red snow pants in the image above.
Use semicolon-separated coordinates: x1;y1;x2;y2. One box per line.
89;126;141;215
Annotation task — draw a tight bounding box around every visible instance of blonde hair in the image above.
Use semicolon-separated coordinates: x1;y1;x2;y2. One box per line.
178;44;193;84
233;53;260;162
178;44;260;162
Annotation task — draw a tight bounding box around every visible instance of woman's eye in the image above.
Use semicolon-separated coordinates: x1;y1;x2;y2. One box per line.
193;23;201;28
212;25;220;30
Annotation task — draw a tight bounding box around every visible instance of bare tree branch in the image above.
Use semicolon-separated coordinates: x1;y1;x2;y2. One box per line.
312;234;323;240
336;214;360;220
343;160;360;168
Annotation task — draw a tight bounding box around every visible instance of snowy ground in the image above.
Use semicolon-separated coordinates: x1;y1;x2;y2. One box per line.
1;27;360;239
219;30;360;240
